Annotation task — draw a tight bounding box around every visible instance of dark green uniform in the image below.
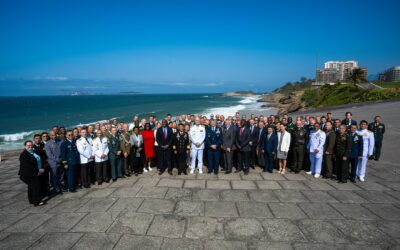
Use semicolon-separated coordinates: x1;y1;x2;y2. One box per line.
108;135;122;180
291;127;308;173
368;122;385;160
335;133;351;182
323;129;336;178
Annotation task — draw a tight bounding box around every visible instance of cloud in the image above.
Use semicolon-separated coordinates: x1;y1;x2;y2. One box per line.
34;76;69;81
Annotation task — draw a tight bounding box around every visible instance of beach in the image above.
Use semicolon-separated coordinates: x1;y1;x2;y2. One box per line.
0;100;399;248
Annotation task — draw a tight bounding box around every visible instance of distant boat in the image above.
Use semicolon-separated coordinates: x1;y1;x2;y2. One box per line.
71;91;89;96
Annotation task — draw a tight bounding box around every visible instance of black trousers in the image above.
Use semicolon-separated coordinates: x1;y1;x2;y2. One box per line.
250;145;257;167
240;150;251;172
323;154;334;178
336;156;349;181
131;150;144;174
374;139;383;160
176;153;187;174
20;176;42;205
80;162;92;187
293;145;305;172
349;157;359;181
95;161;109;183
157;147;172;173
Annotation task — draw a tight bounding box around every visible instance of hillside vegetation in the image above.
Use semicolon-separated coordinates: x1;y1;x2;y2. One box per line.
303;83;400;108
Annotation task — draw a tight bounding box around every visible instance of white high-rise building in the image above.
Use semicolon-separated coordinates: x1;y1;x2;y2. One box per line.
324;60;358;81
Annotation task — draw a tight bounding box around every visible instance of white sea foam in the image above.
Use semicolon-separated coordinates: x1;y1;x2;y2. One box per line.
0;131;34;142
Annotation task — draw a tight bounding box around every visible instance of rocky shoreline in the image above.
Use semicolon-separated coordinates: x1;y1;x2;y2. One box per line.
258;90;307;115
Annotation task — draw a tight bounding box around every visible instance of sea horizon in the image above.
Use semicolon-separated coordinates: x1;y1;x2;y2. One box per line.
0;93;275;151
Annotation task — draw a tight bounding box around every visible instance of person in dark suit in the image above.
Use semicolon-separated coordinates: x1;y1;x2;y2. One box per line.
236;119;251;174
156;119;173;175
342;112;357;129
335;125;352;183
248;119;259;169
349;124;363;183
261;126;278;173
221;119;236;174
61;130;80;192
19;140;45;206
33;134;48;198
205;120;223;175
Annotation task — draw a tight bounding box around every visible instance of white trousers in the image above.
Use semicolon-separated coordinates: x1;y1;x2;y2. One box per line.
356;155;368;178
190;149;203;170
310;153;322;175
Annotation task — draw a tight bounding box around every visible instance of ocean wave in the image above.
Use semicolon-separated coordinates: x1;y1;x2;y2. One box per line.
204;104;246;118
0;131;36;142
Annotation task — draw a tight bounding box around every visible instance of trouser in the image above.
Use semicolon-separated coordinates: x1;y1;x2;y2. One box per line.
49;164;64;192
131;149;144;174
349;157;359;181
264;151;274;172
124;154;132;175
89;161;95;184
323;153;334;178
250;145;257;167
309;153;322;175
356;155;368;178
80;162;92;187
190;149;203;170
240;150;251;172
176;153;187;174
373;139;382;160
109;154;122;180
95;161;109;183
66;164;77;191
158;147;172;173
39;169;49;197
207;149;220;174
256;145;264;167
336;155;349;181
20;176;42;205
224;150;233;173
293;146;305;172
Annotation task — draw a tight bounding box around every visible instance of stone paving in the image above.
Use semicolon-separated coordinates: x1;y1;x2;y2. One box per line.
0;101;400;249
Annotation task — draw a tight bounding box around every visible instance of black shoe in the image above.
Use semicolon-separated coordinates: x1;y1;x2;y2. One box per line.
69;189;77;193
262;170;268;172
135;173;139;176
105;179;110;183
250;166;255;169
34;201;45;206
98;182;102;185
208;170;212;174
225;171;231;174
234;170;242;173
112;179;117;182
350;179;356;183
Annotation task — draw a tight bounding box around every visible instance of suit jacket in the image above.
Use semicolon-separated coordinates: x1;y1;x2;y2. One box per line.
349;132;363;158
205;126;223;150
222;125;236;150
261;132;278;154
156;126;173;148
236;127;251;152
249;126;260;145
19;150;39;177
44;139;61;168
342;119;357;127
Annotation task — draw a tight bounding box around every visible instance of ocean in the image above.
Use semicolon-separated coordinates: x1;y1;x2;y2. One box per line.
0;93;274;151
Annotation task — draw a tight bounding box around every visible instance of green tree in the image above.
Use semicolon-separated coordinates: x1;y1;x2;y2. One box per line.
351;68;366;83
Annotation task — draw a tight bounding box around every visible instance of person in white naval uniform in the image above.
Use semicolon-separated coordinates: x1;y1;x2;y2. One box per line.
76;128;94;188
356;120;375;182
93;130;109;184
189;117;206;174
306;123;326;178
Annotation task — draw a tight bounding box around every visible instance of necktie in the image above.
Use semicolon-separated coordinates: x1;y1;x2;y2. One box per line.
213;127;215;133
268;134;271;140
240;128;244;136
163;128;167;140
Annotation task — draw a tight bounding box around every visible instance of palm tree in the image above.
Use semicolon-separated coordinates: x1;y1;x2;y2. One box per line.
351;68;366;83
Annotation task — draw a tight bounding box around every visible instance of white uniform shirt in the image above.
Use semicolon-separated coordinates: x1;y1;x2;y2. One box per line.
76;137;94;164
307;129;326;158
357;129;375;157
92;137;109;162
189;125;206;150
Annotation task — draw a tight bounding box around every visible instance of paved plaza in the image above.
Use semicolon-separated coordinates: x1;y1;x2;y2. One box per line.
0;101;400;249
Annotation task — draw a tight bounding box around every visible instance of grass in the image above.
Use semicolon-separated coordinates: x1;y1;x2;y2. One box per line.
373;81;400;89
303;83;400;108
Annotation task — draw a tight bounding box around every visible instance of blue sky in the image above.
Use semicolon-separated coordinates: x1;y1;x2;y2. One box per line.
0;0;399;95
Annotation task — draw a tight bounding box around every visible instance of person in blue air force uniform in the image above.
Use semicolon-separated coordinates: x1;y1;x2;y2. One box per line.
306;123;326;178
261;126;278;173
205;119;223;175
60;130;80;192
348;124;363;183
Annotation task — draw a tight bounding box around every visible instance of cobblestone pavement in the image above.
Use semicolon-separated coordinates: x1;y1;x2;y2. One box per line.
0;102;399;249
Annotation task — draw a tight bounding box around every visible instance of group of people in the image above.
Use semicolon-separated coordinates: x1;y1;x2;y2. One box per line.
18;111;385;206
